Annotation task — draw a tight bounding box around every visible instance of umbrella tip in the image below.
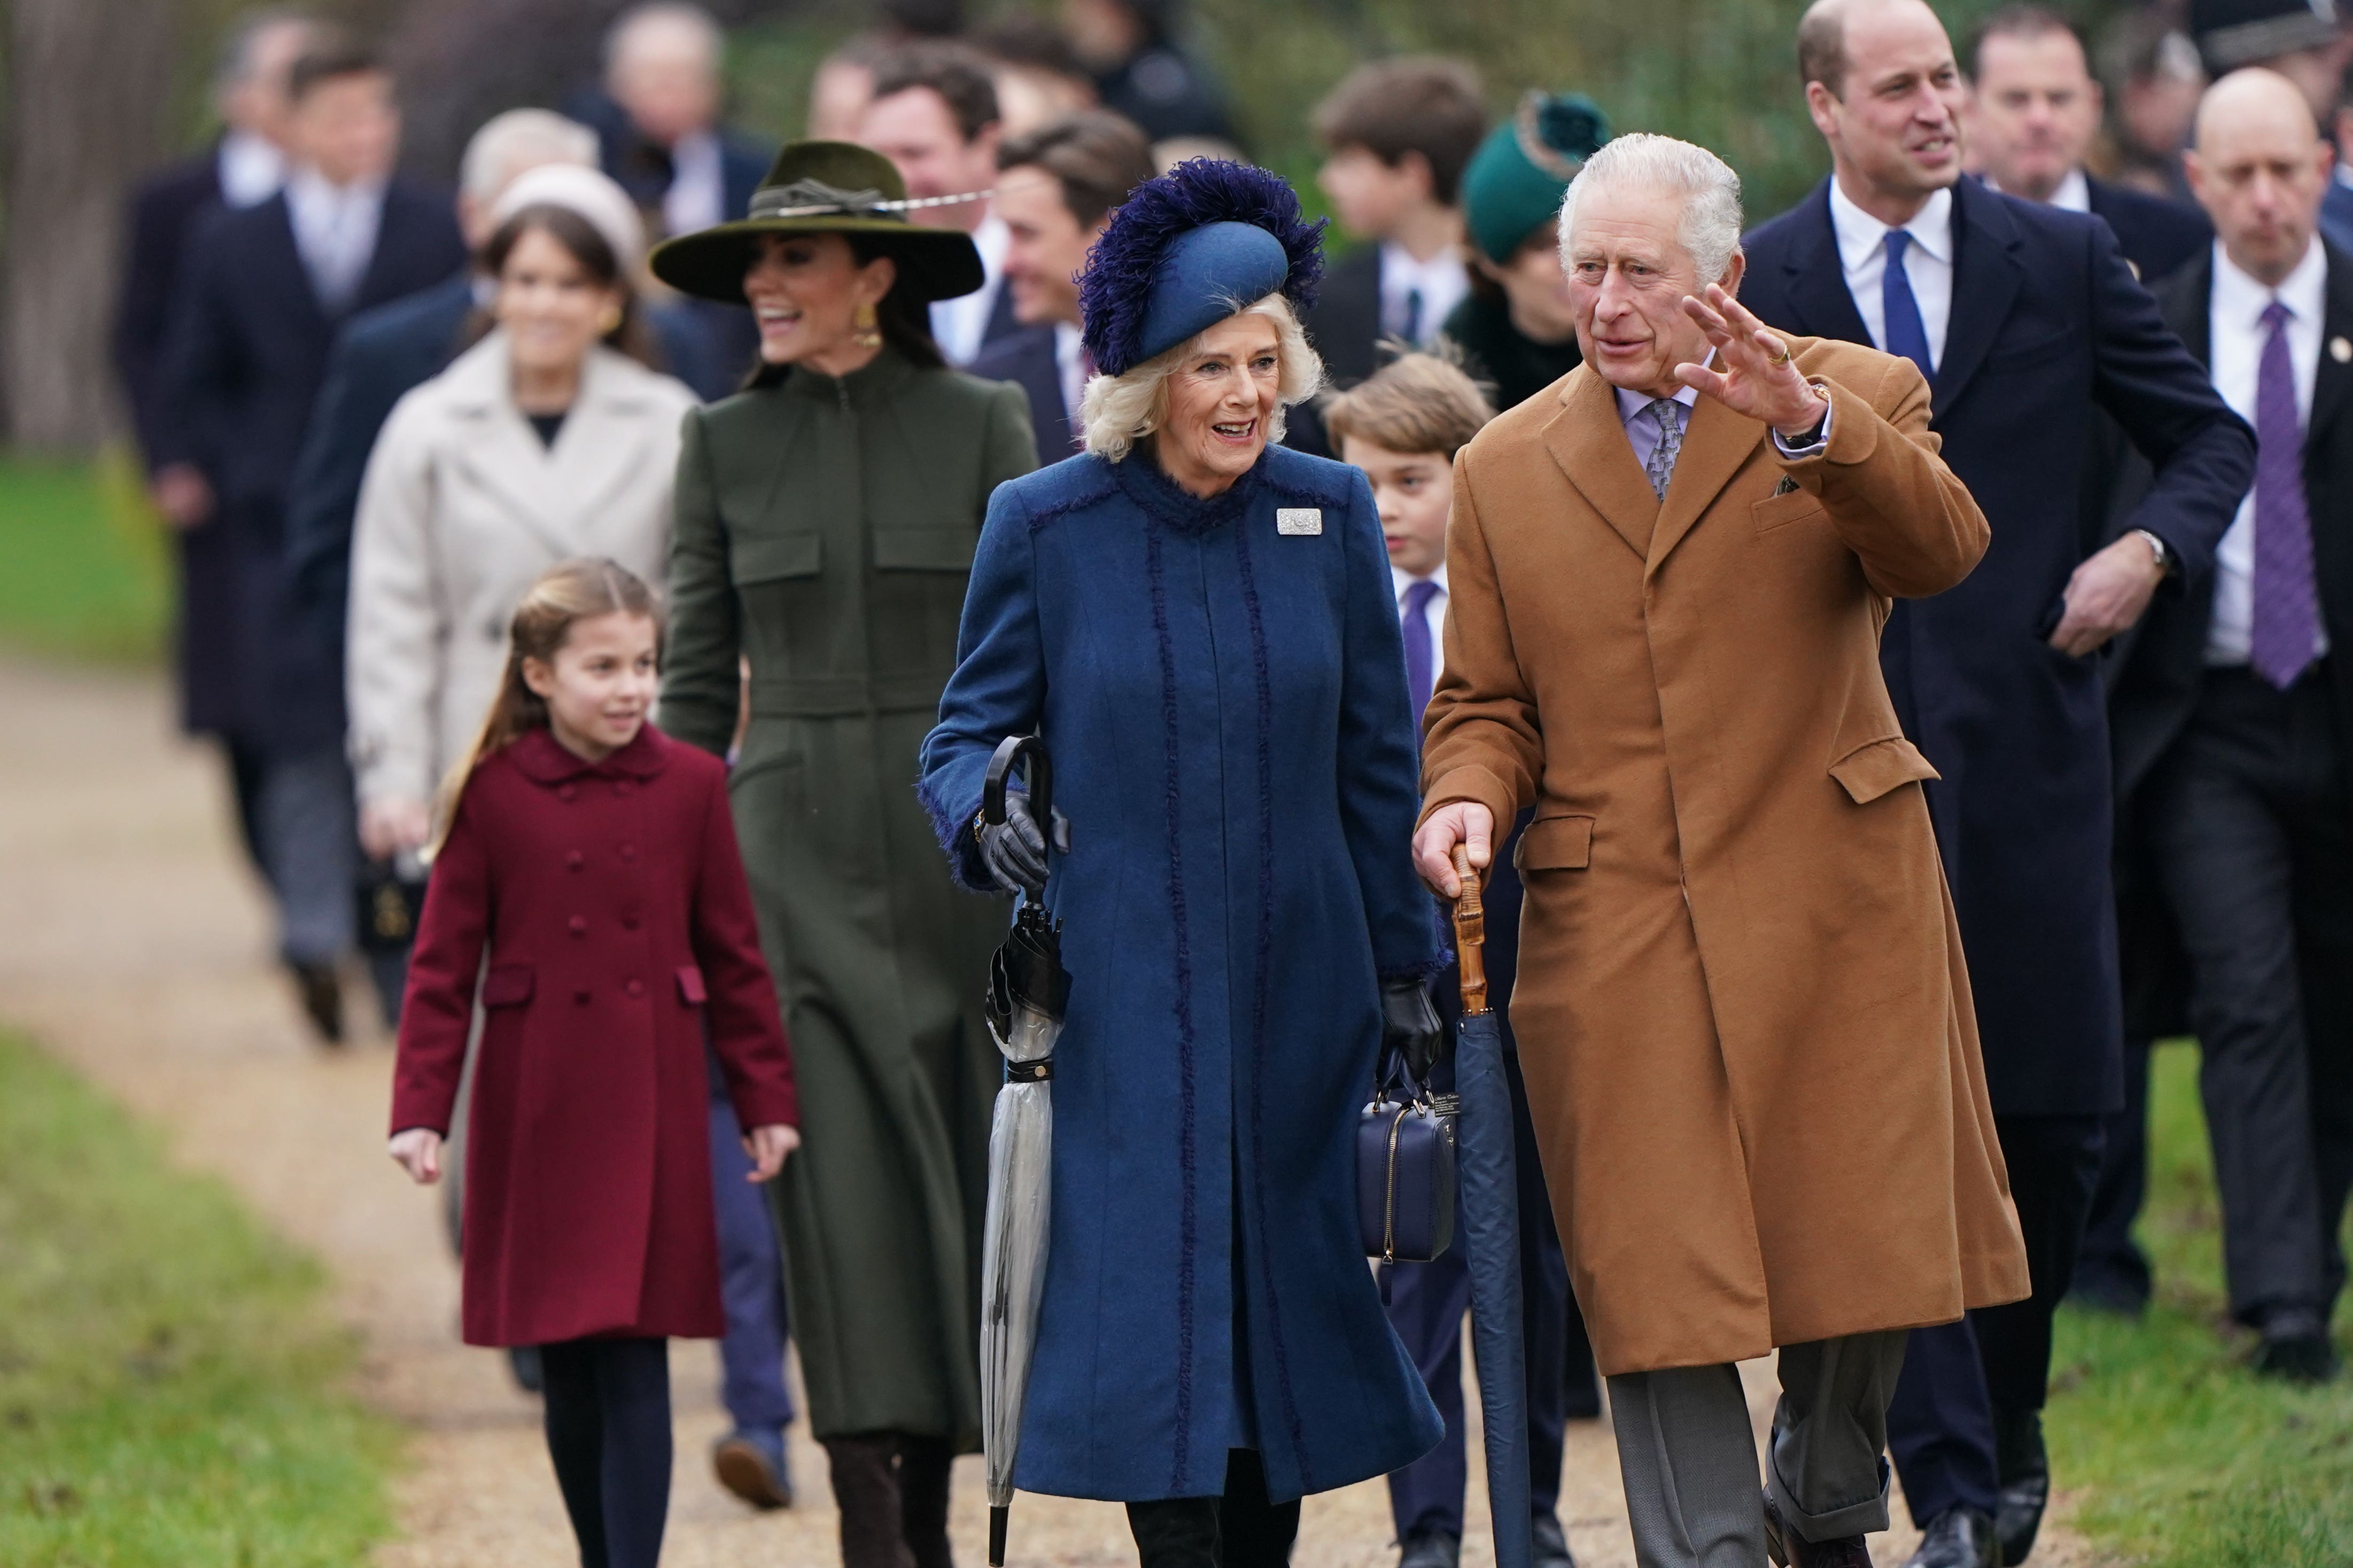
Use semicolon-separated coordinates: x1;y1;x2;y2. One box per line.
990;1504;1009;1566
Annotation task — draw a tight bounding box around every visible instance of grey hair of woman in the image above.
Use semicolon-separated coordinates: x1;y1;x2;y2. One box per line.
1556;132;1746;286
1077;293;1326;463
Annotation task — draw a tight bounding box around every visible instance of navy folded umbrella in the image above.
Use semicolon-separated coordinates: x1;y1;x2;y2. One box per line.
1454;845;1532;1568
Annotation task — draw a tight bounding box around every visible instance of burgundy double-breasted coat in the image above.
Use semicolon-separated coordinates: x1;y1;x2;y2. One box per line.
391;724;798;1347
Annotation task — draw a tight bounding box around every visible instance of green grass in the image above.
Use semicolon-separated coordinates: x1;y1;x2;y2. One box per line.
0;1032;398;1566
2047;1041;2353;1566
0;453;170;664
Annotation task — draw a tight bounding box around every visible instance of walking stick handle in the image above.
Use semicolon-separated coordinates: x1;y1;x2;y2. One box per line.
1453;845;1489;1018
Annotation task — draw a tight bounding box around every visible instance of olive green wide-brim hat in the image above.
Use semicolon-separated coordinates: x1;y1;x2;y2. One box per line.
649;139;985;306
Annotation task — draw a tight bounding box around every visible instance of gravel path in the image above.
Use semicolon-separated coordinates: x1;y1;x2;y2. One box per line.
0;654;2098;1567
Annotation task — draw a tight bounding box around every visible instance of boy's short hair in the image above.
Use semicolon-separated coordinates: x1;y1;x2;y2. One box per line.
1321;350;1496;462
869;41;1001;142
289;29;381;102
1311;57;1489;207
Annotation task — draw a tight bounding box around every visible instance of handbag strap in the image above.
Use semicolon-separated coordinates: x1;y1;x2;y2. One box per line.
1452;844;1489;1018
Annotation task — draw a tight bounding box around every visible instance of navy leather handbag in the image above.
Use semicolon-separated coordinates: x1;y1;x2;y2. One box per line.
1358;1047;1458;1265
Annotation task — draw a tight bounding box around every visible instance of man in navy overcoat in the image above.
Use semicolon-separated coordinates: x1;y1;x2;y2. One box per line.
1739;4;2253;1565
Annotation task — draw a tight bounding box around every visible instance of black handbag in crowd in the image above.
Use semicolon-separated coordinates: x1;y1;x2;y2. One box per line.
1357;1045;1458;1266
355;856;429;955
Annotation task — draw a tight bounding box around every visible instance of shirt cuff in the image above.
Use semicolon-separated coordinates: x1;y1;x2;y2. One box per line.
1771;398;1833;458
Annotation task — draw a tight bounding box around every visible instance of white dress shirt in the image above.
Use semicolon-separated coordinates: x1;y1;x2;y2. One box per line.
1829;178;1955;372
1053;320;1087;432
284;165;385;315
929;212;1010;367
663;130;727;237
1987;167;2090;213
2204;236;2332;666
1392;563;1448;676
218;130;286;209
1379;242;1469;346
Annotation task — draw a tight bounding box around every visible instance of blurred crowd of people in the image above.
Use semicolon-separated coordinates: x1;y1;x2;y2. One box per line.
101;2;2352;1568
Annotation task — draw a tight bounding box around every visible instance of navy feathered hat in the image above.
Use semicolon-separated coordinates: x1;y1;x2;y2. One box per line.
1077;159;1326;378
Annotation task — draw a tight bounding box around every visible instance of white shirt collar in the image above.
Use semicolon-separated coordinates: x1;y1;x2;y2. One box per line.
1391;561;1449;599
285;163;384;213
1984;167;2091;212
1828;178;1954;271
973;212;1011;278
1611;383;1699;424
2212;233;2327;332
218;130;285;208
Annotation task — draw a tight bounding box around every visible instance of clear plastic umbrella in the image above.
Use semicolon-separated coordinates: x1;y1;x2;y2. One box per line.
979;735;1069;1567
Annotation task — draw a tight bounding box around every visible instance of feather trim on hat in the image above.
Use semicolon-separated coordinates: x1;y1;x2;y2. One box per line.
1078;158;1327;377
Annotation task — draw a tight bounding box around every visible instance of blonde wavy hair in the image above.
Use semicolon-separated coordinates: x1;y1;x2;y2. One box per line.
1078;293;1325;463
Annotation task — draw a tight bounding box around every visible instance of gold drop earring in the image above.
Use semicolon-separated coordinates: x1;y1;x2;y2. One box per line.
852;300;883;350
599;304;624;336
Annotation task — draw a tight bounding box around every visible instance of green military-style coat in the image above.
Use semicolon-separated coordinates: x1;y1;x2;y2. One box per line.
663;346;1036;1446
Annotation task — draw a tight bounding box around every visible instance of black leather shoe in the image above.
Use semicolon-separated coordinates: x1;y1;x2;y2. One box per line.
2253;1309;2341;1384
1532;1514;1574;1568
1397;1528;1460;1568
1993;1407;2049;1564
1902;1506;1995;1568
1762;1493;1871;1567
291;960;343;1044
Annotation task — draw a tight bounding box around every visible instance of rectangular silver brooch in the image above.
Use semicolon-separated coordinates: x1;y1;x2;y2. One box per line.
1276;508;1323;536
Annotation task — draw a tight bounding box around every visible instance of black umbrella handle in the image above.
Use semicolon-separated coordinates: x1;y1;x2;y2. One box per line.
983;734;1054;863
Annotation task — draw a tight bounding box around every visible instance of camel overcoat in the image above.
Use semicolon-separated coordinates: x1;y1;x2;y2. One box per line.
1419;338;2031;1377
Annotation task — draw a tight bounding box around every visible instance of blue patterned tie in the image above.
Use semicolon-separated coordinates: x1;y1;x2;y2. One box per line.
1402;579;1441;721
2251;300;2324;688
1882;230;1935;381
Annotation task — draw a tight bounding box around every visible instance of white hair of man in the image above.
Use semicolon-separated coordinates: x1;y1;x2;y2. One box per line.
1079;294;1324;463
604;2;724;74
1557;132;1746;286
213;7;314;97
459;110;599;206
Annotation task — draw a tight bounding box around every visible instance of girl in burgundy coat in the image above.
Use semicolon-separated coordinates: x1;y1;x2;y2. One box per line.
388;558;797;1568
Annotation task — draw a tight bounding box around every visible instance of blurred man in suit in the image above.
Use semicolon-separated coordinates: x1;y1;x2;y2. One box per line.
1967;5;2212;281
2187;0;2353;251
1741;3;2254;1564
859;42;1022;365
2106;68;2353;1386
113;7;317;878
966;111;1154;467
157;34;465;1043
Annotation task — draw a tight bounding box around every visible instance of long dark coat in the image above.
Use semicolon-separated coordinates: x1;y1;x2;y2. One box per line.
391;726;798;1347
917;444;1446;1504
1740;176;2253;1116
661;347;1036;1448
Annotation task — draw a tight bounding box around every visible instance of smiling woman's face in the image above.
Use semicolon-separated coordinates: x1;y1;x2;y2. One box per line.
741;232;895;372
1153;311;1282;498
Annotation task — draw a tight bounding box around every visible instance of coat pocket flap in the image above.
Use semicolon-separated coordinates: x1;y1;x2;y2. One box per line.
1750;487;1827;532
481;964;534;1007
731;533;822;583
1830;737;1940;804
676;965;708;1005
871;527;980;572
1512;814;1594;871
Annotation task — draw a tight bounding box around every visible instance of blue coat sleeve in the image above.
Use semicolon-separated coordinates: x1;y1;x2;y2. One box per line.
918;479;1045;891
1332;471;1443;982
2087;217;2255;589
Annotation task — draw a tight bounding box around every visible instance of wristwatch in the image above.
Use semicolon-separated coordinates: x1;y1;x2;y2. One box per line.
2131;528;2175;576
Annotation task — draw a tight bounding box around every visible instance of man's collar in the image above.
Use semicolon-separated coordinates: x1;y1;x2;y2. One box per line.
2211;233;2327;325
1391;562;1448;597
1827;176;1954;266
1611;382;1699;424
1982;167;2090;212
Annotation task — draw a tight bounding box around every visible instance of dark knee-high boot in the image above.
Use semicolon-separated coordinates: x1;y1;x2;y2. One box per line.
824;1436;914;1568
1127;1495;1221;1568
899;1435;955;1568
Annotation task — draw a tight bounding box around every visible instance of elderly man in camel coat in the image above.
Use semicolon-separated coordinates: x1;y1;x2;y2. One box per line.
1414;134;2030;1568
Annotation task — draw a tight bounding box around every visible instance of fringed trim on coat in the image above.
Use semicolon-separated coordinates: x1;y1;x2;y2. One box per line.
915;770;997;894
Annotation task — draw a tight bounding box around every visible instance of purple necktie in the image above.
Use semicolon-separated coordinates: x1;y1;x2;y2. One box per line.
2251;300;2324;689
1402;578;1440;721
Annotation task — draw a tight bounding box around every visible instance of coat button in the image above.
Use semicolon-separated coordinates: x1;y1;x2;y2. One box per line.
573;987;591;1005
566;851;584;871
619;844;637;863
569;916;587;937
560;784;578;802
625;978;644;997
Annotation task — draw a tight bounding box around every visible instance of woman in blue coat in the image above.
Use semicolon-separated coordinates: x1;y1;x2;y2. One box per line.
917;162;1445;1564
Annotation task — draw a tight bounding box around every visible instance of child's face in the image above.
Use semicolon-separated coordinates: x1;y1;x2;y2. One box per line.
523;611;659;761
1342;437;1453;580
1316;146;1432;240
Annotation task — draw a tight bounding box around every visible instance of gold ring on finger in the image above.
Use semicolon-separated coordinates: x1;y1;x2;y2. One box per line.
1767;344;1792;367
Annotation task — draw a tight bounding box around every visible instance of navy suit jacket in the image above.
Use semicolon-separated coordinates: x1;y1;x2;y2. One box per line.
1741;176;2253;1115
2321;175;2353;259
2086;174;2211;285
968;323;1081;469
156;182;466;741
112;147;225;466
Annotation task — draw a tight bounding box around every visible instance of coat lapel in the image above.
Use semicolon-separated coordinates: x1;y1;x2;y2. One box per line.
1647;393;1765;576
1932;180;2025;417
1541;367;1660;560
256;194;330;336
543;350;667;542
1776;182;1872;347
2307;243;2353;448
439;336;584;558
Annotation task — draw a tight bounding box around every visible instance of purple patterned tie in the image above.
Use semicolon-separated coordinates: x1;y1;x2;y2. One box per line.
2252;300;2324;689
1402;578;1440;720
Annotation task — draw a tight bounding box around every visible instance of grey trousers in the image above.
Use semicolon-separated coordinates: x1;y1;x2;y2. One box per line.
257;742;358;966
1608;1330;1907;1568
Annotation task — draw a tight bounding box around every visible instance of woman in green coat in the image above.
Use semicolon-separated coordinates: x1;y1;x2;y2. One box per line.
650;142;1035;1568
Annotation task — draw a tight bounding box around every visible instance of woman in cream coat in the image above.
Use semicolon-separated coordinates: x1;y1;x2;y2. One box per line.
348;166;697;851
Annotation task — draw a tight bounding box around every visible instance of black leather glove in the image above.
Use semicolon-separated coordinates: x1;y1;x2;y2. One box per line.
1381;977;1445;1086
974;792;1070;898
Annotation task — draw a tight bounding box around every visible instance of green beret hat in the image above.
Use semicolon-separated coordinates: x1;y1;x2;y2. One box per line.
1460;91;1612;265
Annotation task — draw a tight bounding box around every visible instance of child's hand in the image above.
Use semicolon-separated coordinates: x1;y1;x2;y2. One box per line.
743;1125;800;1182
389;1127;444;1184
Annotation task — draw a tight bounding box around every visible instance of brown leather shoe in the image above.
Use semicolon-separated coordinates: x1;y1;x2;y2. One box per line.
1762;1493;1873;1568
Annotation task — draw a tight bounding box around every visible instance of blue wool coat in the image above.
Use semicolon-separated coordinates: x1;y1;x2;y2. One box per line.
918;442;1445;1504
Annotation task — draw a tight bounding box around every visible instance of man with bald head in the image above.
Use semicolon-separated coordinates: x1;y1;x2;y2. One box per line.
1741;3;2254;1565
2104;66;2353;1390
